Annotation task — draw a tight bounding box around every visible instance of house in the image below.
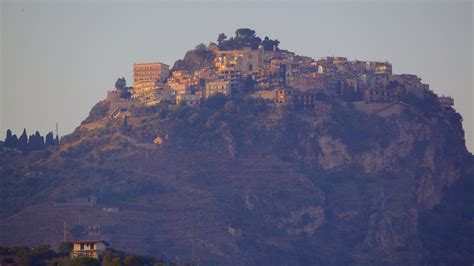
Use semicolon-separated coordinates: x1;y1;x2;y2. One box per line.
71;240;109;259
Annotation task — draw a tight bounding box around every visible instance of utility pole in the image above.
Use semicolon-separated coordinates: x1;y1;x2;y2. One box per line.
63;221;69;241
191;224;196;265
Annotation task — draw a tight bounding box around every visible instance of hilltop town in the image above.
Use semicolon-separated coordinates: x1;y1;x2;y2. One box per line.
1;29;472;266
105;28;454;121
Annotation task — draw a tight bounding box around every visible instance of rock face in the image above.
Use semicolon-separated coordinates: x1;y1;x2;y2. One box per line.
0;98;472;265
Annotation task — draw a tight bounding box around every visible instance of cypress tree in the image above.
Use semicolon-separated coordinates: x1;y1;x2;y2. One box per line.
18;129;28;151
11;134;19;148
45;132;54;147
54;135;60;146
4;129;13;148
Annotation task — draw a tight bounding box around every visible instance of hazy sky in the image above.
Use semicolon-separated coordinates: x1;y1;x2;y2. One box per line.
1;1;473;151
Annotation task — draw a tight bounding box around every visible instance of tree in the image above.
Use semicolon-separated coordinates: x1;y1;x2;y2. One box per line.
195;43;207;50
217;28;262;50
115;77;127;91
58;241;73;254
115;77;131;100
261;36;280;51
204;93;227;110
11;134;19;149
4;129;14;148
217;33;227;45
18;129;28;151
124;255;143;266
69;257;99;266
54;135;60;146
70;224;84;238
28;131;45;151
45;132;55;147
235;28;256;40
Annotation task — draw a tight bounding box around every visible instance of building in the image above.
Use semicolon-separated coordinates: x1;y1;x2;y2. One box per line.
251;89;277;102
364;88;397;103
206;80;231;98
71;240;109;259
176;94;201;107
438;96;454;108
315;101;333;114
276;88;317;108
276;88;294;104
131;82;173;107
169;81;192;95
217;69;241;91
133;62;170;88
293;76;325;91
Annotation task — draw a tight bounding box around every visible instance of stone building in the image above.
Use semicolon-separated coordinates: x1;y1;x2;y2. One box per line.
364;88;397;103
315;101;333;115
206;80;231;98
438;96;454;108
176;94;201;107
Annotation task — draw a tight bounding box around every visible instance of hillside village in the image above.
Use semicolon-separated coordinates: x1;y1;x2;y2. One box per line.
105;28;454;121
1;29;471;266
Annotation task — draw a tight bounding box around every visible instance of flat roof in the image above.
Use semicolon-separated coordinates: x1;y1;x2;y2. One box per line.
133;62;169;67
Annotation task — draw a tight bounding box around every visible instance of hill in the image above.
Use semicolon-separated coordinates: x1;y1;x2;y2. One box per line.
1;29;473;265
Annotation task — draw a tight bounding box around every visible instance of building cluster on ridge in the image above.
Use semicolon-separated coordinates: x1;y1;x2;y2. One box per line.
106;31;455;119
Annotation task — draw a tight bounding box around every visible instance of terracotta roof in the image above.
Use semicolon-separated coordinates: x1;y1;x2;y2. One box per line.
71;240;110;245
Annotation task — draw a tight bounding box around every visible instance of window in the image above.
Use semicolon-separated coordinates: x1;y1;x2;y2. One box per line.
80;243;84;250
90;243;95;249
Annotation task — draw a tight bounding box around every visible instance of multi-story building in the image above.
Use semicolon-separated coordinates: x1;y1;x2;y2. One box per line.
364;88;397;103
276;88;318;109
133;62;170;88
176;94;201;107
293;76;325;91
217;69;241;91
168;81;192;95
205;80;231;98
71;240;109;259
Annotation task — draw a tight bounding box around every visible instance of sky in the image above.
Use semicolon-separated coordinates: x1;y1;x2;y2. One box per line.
1;0;473;151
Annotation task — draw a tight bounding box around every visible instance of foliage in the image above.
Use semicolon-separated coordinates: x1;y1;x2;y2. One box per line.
419;167;474;265
115;77;127;91
69;257;99;266
172;48;215;72
124;255;143;266
328;107;399;152
58;241;73;254
261;36;280;51
2;129;58;153
195;43;207;50
70;224;85;238
203;93;228;110
82;100;111;124
218;28;263;50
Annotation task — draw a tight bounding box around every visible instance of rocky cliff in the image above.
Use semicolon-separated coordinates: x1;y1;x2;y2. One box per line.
1;94;472;265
